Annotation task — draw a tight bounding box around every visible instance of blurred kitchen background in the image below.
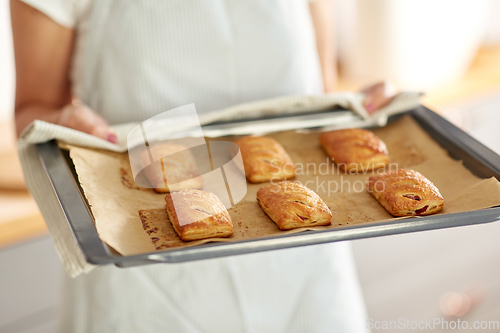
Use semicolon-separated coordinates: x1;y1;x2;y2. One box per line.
1;0;500;332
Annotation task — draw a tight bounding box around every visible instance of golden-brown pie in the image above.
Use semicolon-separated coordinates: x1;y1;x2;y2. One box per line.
164;189;233;241
140;143;203;193
319;128;389;172
256;182;332;230
367;169;444;216
235;136;295;183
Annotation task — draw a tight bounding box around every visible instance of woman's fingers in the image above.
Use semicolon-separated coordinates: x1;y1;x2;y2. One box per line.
361;81;397;114
90;125;118;144
57;104;118;143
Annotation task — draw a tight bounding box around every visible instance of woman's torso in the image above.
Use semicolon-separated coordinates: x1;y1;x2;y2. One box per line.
60;1;367;332
72;0;323;124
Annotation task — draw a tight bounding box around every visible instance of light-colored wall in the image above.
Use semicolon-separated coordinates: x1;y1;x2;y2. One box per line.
0;0;14;122
336;0;490;90
484;0;500;45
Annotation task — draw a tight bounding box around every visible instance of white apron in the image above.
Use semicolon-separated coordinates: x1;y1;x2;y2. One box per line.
53;1;369;332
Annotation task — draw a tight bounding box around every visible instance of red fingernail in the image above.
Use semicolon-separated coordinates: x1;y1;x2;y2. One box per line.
365;103;376;114
107;133;118;144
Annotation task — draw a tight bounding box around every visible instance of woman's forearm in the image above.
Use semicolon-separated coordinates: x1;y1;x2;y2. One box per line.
11;0;116;143
11;0;72;135
14;103;63;135
309;0;337;92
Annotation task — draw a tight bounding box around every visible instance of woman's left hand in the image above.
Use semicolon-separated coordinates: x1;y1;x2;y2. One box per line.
361;81;397;114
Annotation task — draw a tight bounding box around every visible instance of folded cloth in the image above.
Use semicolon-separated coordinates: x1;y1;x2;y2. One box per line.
199;91;423;125
18;92;421;277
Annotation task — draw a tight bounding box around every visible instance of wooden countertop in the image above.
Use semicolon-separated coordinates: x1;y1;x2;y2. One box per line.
1;45;500;248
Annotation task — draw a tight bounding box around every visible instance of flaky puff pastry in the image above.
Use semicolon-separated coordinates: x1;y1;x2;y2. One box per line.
235;136;295;183
367;169;444;216
256;182;332;230
140;143;203;193
165;189;233;241
320;128;389;172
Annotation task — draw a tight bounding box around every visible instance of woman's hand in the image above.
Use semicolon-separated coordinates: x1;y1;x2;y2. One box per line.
14;100;118;143
57;101;118;143
361;81;397;114
14;101;118;143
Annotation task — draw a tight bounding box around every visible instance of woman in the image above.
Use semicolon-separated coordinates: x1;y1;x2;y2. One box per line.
11;0;391;331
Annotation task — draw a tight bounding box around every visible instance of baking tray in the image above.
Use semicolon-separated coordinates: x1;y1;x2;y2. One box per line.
37;106;500;267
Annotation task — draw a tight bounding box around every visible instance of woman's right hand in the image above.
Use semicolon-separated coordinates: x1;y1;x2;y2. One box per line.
57;101;118;143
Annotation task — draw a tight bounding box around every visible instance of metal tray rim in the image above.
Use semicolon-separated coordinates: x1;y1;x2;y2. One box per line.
37;106;500;267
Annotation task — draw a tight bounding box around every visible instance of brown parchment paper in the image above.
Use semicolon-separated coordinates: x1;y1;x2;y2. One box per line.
65;115;500;256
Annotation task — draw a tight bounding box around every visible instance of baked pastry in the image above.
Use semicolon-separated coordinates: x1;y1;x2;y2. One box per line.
235;136;295;183
140;142;203;193
319;128;389;172
256;182;332;230
165;189;233;241
367;169;444;216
